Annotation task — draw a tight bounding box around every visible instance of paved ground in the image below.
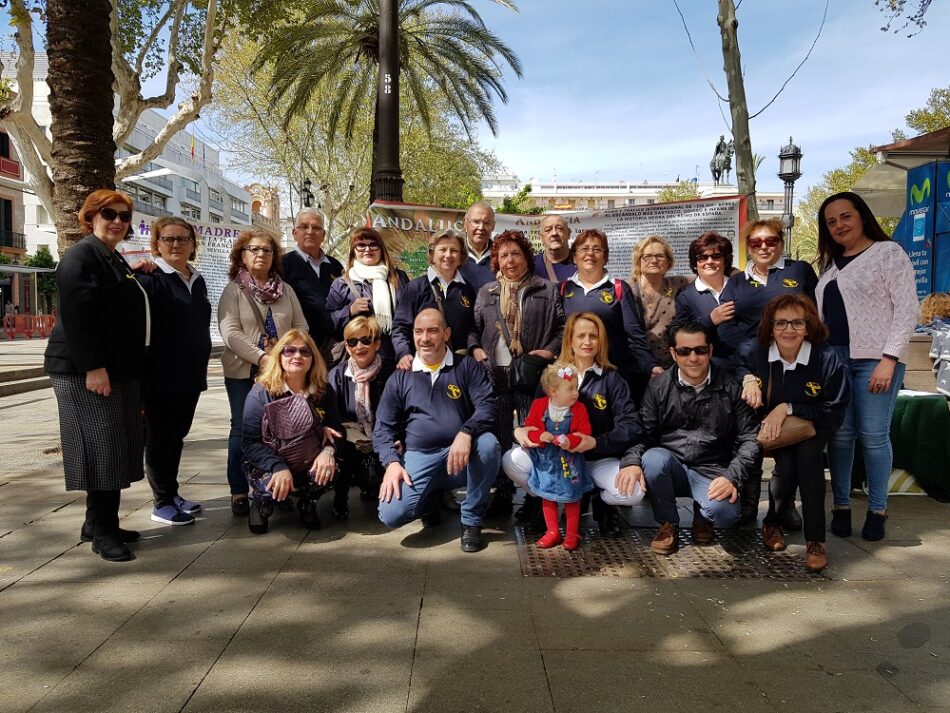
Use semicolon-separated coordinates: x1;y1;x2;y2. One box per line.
1;338;949;712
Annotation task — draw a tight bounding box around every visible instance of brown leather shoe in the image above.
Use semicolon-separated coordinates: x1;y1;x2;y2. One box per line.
762;524;786;551
805;541;827;572
651;522;679;555
691;509;715;545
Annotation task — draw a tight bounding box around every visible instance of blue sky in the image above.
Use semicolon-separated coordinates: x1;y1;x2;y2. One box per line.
466;0;950;193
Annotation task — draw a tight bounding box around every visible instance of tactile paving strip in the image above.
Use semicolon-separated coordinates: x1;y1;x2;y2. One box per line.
515;524;816;580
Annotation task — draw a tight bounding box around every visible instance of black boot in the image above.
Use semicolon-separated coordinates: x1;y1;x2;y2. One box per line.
91;531;133;562
297;493;321;530
592;492;623;538
80;521;140;543
514;494;541;523
739;472;763;527
248;499;272;534
332;489;350;520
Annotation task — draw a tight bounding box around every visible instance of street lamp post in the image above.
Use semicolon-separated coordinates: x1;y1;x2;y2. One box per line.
777;137;803;259
372;0;404;203
299;177;315;209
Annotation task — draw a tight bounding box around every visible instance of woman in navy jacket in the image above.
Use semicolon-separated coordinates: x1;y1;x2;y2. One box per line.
739;294;848;572
136;217;211;527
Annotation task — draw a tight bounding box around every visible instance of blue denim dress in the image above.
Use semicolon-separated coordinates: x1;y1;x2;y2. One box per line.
527;410;593;503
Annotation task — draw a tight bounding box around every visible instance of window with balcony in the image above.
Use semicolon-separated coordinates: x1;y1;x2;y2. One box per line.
181;205;201;220
208;213;222;224
0;132;21;179
766;199;775;210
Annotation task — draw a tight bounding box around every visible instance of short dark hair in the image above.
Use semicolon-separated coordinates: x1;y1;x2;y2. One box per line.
228;229;283;280
817;191;891;272
490;230;535;275
688;231;733;274
757;293;828;347
669;321;710;346
569;228;609;263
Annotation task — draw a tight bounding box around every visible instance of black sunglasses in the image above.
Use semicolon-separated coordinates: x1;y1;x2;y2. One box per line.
345;336;376;347
673;345;711;356
99;207;133;223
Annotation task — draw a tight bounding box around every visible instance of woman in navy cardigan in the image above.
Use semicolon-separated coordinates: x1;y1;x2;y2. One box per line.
136;217;211;527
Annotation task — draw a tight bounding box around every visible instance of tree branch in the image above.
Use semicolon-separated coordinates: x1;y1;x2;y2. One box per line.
134;0;179;77
671;0;729;103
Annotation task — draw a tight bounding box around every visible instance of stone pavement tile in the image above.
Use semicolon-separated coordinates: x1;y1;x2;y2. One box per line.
421;568;529;610
879;660;950;708
846;534;950;582
282;550;428;599
530;582;723;652
750;668;917;712
410;610;552;713
795;536;912;582
26;637;223;713
543;650;770;713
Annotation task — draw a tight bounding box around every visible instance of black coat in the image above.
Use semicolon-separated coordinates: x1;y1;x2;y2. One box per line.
281;249;344;344
136;265;212;394
326;358;394;424
472;275;564;364
44;235;147;380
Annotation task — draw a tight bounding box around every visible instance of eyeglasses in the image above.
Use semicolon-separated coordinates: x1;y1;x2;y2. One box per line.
748;236;781;249
673;345;711;356
281;346;313;357
159;236;194;246
354;243;380;252
641;254;668;262
576;246;605;256
773;319;807;331
345;336;376;347
697;253;724;262
99;207;133;223
244;246;274;255
296;223;324;232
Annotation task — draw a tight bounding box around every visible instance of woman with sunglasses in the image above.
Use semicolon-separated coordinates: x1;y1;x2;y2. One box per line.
44;190;150;562
738;294;848;571
219;229;308;517
718;219;818;354
242;329;344;534
135;217;211;526
560;229;657;395
326;227;409;366
672;231;737;365
327;316;394;504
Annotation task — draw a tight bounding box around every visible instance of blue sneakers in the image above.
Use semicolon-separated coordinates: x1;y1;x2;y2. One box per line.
151;504;195;526
173;495;202;515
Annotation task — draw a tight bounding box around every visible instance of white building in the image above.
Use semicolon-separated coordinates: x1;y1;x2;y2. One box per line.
0;52;271;256
481;175;786;219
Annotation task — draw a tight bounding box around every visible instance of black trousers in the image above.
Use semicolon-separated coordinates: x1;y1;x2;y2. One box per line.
85;490;120;537
336;438;379;496
144;390;201;508
763;432;831;542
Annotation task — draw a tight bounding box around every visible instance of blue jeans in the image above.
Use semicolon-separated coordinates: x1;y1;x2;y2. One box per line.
378;432;501;528
641;447;741;527
827;346;904;513
224;377;254;496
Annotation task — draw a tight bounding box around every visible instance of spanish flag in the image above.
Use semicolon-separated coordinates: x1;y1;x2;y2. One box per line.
190;135;195;161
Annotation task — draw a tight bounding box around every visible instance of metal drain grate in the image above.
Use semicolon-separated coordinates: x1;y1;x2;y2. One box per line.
515;524;816;580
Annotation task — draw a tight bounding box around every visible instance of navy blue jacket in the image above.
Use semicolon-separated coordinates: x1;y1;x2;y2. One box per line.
718;260;818;352
578;368;640;461
459;253;495;292
671;282;734;362
44;235;147;380
533;254;574;283
561;277;656;374
242;383;345;476
326;358;395;423
281;250;344;342
738;341;849;434
137;267;211;394
325;269;410;365
391;274;477;359
373;354;496;466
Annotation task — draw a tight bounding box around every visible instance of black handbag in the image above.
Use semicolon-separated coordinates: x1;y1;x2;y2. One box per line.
495;300;551;390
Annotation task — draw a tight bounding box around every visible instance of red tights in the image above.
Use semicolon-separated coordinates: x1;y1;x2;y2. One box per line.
536;499;582;551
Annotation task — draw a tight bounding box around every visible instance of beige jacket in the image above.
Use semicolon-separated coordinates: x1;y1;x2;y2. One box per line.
218;280;308;379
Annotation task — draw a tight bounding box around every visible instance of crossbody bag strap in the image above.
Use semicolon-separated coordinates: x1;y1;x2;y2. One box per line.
239;286;268;333
543;253;558;283
495;295;513;348
429;280;446;314
342;274;362;300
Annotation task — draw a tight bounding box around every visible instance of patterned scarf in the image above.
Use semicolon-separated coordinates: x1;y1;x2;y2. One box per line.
349;262;395;333
349;354;383;437
496;268;529;357
236;267;283;304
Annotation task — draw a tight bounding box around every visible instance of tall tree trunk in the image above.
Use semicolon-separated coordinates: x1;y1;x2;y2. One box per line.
717;0;759;222
46;0;118;255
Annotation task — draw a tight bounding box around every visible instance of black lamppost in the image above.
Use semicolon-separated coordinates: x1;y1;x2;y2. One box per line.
300;177;315;209
372;0;404;203
777;137;803;258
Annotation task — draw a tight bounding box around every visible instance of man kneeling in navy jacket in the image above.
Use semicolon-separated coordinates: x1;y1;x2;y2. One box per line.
374;308;500;552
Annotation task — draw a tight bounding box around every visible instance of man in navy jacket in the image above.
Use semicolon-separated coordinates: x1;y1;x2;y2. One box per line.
281;208;343;361
374;308;500;552
458;201;496;291
533;214;575;282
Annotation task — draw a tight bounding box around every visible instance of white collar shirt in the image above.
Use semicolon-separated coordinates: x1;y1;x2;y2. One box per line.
154;257;201;294
768;340;812;373
412;348;454;385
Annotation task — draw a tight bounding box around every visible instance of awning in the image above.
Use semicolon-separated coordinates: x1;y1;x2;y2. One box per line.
0;264;54;274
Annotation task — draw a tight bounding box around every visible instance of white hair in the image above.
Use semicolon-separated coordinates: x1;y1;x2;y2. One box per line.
294;207;327;227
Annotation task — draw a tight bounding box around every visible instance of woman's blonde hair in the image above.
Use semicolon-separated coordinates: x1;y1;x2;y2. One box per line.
631;235;674;281
256;329;327;400
343;315;382;340
921;292;950;325
540;360;579;394
560;312;614;370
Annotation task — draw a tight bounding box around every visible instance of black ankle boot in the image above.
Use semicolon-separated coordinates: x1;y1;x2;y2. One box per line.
248;499;272;534
592;493;623;538
91;531;133;562
297;495;321;530
80;521;141;543
332;490;350;520
514;494;541;523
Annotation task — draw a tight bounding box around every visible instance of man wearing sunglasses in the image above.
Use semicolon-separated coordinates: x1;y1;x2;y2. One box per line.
615;322;761;555
374;308;500;552
282;208;344;362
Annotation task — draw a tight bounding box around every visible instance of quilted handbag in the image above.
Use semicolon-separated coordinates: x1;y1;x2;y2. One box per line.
262;394;323;476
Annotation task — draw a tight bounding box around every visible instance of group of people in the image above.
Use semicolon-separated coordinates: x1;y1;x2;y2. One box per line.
45;189;919;572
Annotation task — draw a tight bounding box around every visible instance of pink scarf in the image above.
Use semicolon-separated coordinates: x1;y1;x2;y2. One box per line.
349;354;383;436
236;267;283;304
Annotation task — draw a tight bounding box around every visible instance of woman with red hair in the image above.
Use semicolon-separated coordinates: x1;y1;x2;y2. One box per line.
44;189;150;562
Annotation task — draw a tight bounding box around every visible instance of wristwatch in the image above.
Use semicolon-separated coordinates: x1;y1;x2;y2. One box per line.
786;403;793;416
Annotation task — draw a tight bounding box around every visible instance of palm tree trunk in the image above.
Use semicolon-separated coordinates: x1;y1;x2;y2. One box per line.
46;0;118;255
717;0;759;222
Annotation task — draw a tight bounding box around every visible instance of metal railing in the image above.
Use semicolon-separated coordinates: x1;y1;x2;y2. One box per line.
208;197;224;211
231;210;249;223
136;203;173;218
183;187;202;203
0;231;26;249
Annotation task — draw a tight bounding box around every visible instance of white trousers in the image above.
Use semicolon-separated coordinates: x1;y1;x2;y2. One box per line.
501;446;645;506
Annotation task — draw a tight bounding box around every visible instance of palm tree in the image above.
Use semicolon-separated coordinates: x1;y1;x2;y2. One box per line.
254;0;522;202
46;0;118;253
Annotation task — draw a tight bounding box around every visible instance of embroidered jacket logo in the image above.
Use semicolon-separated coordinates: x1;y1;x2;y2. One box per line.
460;295;471;308
592;393;608;410
783;278;799;288
804;381;821;397
599;290;614;304
446;384;462;399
